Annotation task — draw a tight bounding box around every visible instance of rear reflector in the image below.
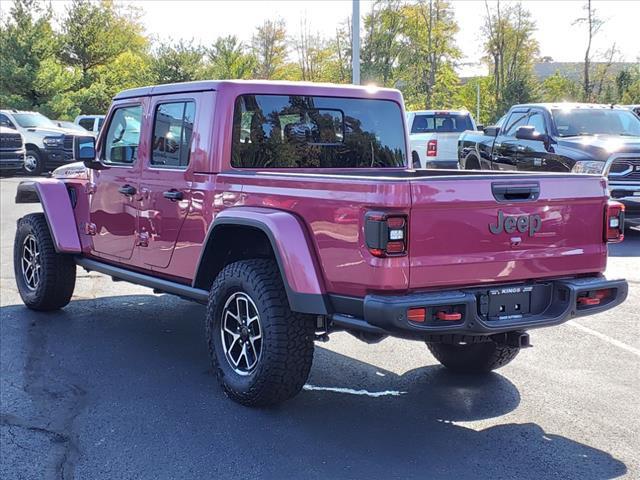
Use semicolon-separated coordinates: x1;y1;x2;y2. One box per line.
408;307;426;323
577;297;600;306
436;311;462;321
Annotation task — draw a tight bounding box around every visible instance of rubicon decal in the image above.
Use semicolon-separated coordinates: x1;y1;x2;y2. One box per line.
489;211;541;236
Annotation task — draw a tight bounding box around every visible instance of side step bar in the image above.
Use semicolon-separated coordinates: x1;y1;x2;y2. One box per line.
75;257;209;304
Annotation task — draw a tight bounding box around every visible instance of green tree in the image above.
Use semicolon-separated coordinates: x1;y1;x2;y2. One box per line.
251;19;288;79
361;1;404;86
539;72;580;102
150;40;206;84
483;1;539;116
208;35;256;79
0;0;60;109
454;77;495;125
400;0;461;109
61;0;148;85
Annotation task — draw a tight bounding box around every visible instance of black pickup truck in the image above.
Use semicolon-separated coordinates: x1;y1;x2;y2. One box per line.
458;103;640;229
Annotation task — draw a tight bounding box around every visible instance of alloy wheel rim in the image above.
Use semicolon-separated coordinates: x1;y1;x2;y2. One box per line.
24;155;37;172
220;291;263;376
21;234;41;291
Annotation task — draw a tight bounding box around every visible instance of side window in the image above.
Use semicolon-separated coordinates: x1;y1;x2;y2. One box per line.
527;112;547;134
503;112;528;136
0;113;15;129
151;101;196;169
78;118;94;131
102;105;142;165
97;117;104;131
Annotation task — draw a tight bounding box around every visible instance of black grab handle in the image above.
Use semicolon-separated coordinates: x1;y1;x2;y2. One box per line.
492;182;540;202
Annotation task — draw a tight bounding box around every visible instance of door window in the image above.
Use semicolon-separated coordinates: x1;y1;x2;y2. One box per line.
527;112;547;134
78;118;95;131
0;113;16;129
151;101;196;169
503;112;528;136
102;105;142;165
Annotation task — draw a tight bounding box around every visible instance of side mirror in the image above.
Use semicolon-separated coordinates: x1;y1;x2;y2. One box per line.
515;125;547;142
476;124;484;131
73;135;105;170
484;126;500;137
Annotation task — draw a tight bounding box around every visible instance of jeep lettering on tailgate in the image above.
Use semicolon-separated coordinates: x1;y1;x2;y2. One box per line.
489;210;542;236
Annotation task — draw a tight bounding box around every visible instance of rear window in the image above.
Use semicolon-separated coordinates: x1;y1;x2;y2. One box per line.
231;94;406;169
410;113;473;133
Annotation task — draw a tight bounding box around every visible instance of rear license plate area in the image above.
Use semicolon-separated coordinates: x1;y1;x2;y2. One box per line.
479;283;553;321
488;287;532;319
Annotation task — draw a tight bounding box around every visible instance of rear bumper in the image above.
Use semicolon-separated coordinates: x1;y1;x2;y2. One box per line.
330;276;628;339
424;160;459;169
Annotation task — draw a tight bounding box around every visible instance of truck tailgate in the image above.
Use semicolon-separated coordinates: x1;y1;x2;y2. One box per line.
408;175;608;289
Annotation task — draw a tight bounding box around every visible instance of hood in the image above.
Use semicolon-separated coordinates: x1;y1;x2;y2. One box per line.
556;134;640;161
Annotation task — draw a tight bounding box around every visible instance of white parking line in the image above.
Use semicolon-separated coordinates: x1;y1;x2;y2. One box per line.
303;384;406;397
567;320;640;357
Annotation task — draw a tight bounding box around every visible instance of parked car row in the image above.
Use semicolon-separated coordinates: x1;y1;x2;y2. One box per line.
457;103;640;229
0;109;104;176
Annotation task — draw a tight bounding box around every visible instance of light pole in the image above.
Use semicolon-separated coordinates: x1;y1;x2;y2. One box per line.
352;0;360;85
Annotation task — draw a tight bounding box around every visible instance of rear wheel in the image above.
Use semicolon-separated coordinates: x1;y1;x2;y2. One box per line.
427;340;520;373
205;259;315;406
13;213;76;311
23;149;43;176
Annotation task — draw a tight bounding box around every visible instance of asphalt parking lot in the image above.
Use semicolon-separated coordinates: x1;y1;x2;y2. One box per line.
1;175;639;480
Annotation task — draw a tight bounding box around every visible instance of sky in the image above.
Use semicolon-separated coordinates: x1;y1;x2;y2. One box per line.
3;0;639;77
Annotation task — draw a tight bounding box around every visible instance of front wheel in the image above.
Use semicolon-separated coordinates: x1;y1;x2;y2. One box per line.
427;340;520;373
14;213;76;311
23;149;43;176
205;259;315;406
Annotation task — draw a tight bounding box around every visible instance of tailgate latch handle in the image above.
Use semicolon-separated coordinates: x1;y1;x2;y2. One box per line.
492;182;540;202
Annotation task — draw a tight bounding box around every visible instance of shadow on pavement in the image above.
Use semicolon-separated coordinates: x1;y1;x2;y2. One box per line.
0;294;628;480
608;227;640;257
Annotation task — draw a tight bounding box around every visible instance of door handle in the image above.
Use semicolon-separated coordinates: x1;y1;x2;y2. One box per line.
118;184;136;196
163;189;183;201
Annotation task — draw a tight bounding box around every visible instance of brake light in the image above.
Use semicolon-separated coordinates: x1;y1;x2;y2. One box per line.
604;201;624;243
427;139;437;157
365;212;408;257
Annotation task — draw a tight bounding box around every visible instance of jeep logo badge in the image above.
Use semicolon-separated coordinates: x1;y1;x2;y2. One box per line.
489;211;541;236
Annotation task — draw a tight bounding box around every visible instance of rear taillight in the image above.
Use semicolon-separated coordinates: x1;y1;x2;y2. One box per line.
365;212;408;257
427;139;437;157
604;201;624;243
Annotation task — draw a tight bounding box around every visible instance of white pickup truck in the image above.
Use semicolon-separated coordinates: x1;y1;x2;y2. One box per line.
406;110;478;169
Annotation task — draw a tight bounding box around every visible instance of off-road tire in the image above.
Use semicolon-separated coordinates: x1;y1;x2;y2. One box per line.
206;259;315;406
427;340;520;373
14;213;76;311
24;148;43;176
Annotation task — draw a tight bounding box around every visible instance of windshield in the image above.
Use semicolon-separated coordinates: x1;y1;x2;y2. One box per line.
411;113;473;133
13;113;57;129
552;109;640;137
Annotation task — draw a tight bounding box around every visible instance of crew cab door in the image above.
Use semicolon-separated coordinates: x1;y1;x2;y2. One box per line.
517;110;567;172
492;109;529;170
138;95;198;268
89;101;146;261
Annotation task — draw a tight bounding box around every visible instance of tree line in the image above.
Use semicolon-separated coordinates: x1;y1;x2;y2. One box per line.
1;0;638;125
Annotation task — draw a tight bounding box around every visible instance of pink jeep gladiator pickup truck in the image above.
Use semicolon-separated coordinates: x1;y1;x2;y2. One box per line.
14;80;628;406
